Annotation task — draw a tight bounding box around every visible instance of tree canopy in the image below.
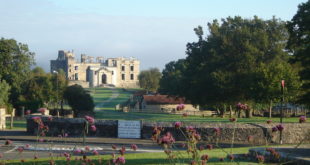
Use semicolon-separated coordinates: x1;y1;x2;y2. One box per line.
287;0;310;105
0;38;35;106
160;16;301;108
138;68;162;92
63;84;94;116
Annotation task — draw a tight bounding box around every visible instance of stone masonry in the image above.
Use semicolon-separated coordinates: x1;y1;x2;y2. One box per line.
27;117;310;145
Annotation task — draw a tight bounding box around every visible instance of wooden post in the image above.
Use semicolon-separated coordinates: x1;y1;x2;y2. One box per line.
229;105;232;118
269;100;272;118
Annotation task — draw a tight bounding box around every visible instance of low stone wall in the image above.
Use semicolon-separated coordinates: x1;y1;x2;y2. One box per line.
26;117;310;144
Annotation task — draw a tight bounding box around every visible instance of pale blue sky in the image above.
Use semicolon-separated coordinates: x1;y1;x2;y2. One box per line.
0;0;307;71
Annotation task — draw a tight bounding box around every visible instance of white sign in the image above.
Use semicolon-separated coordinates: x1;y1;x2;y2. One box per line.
118;120;141;139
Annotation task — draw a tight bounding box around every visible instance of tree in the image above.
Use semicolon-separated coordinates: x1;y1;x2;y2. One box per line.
162;16;300;115
20;68;53;110
159;59;187;96
0;79;10;107
138;68;162;92
287;0;310;105
51;69;68;110
0;38;35;107
63;84;94;116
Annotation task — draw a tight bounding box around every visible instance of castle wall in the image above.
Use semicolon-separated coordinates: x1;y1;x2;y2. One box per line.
51;51;140;88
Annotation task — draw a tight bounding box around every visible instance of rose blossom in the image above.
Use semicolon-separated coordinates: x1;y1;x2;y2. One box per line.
174;122;182;129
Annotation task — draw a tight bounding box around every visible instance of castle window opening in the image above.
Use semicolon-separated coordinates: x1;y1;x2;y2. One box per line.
122;74;125;80
75;66;78;70
130;66;134;71
112;71;114;75
130;74;134;80
75;73;78;80
121;66;125;71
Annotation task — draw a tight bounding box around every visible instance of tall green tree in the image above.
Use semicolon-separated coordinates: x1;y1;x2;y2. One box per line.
20;68;53;110
63;84;94;116
159;59;187;96
0;79;10;108
163;16;300;110
287;0;310;105
0;38;35;106
138;68;162;92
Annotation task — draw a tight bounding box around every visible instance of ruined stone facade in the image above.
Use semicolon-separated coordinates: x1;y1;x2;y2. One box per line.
50;50;140;88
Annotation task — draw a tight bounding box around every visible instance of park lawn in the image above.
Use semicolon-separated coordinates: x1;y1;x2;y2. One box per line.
94;110;300;123
4;146;261;165
5;119;26;130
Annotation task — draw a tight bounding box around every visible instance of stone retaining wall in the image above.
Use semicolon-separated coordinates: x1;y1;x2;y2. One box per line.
26;117;310;144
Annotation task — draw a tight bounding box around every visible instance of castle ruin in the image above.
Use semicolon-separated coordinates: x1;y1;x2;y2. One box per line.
50;50;140;88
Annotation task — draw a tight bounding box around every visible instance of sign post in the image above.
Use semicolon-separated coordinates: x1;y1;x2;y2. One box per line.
118;120;141;139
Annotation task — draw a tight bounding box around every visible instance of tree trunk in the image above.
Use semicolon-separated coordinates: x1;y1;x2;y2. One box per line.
10;110;14;129
246;109;252;118
269;100;272;118
229;105;232;118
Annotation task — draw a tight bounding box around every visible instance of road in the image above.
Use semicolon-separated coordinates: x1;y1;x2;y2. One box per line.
0;140;163;160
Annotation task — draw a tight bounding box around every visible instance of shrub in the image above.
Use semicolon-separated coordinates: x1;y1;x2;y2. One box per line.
63;84;94;116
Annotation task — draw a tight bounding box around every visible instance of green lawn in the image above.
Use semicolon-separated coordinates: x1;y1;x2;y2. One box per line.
5;119;26;130
90;87;300;123
4;146;261;165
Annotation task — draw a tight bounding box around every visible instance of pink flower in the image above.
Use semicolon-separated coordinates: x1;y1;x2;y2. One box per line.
182;113;188;117
299;116;306;123
92;150;99;155
25;110;31;115
176;104;185;111
272;127;278;132
90;125;96;132
74;149;81;154
119;146;126;155
256;155;265;163
32;116;42;124
276;124;284;132
66;157;71;161
48;116;53;121
84;116;95;124
174;122;182;129
229;118;237;122
201;154;209;161
131;144;138;151
38;139;44;142
34;155;38;159
63;152;70;158
190;160;197;165
38;108;46;114
85;146;90;151
213;127;221;136
17;147;24;153
199;145;204;151
64;133;68;137
0;153;3;158
206;144;213;150
115;156;125;164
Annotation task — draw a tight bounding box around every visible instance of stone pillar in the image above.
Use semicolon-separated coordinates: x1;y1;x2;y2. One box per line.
0;108;6;130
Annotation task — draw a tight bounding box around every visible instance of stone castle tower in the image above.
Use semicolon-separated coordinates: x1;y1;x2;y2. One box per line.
50;50;140;88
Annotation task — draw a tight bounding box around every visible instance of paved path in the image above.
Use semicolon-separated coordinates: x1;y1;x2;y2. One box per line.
0;140;163;160
94;88;120;111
